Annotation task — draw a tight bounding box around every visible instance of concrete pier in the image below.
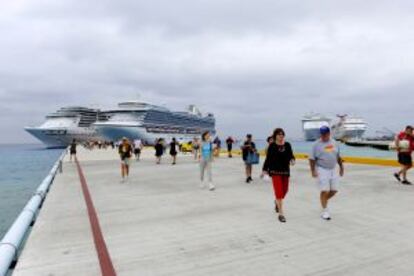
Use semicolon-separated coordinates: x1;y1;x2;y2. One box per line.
13;148;414;276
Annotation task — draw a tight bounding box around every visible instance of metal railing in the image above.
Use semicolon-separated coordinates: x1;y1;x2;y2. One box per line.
0;150;66;276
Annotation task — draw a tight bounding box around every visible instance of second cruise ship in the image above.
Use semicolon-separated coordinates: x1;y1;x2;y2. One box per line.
25;106;107;148
331;115;368;141
302;113;331;141
94;101;216;144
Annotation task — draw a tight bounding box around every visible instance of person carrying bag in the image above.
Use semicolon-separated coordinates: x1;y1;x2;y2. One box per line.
242;134;258;183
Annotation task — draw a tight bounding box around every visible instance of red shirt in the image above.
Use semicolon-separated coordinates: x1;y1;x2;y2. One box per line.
397;131;414;153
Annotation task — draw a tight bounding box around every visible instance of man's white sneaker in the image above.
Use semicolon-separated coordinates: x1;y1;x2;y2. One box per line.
321;211;331;221
208;182;215;191
200;182;206;189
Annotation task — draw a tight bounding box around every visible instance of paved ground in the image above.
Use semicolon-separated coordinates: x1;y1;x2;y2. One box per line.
13;147;414;276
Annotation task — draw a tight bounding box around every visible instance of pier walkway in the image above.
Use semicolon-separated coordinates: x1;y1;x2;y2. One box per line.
13;148;414;276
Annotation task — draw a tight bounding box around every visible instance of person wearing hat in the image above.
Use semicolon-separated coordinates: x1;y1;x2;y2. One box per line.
309;126;344;221
119;137;133;182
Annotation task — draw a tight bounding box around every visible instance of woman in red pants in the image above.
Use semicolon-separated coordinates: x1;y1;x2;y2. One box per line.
262;128;295;223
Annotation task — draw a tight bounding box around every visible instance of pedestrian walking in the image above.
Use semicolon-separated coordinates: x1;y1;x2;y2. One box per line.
260;136;274;179
155;138;164;164
242;134;258;183
133;139;143;161
265;136;274;154
69;139;77;162
119;137;133;182
213;136;222;157
192;137;200;160
262;128;295;223
199;131;215;191
309;126;344;221
226;136;235;158
393;126;414;185
178;140;183;152
170;137;178;165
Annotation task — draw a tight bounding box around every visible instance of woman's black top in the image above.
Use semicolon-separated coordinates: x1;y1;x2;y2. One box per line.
170;142;178;155
262;142;295;176
155;143;164;156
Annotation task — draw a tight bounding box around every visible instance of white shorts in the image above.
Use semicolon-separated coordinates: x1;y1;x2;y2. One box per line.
317;167;339;192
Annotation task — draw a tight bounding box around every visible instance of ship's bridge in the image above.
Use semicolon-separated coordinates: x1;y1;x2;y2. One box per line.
118;101;168;112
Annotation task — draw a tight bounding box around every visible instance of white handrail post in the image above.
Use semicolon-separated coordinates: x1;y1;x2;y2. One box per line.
59;160;63;174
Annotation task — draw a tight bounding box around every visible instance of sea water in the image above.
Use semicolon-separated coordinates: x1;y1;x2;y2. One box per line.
0;144;62;238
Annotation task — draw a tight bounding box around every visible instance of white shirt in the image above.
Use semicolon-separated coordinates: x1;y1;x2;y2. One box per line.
134;140;143;149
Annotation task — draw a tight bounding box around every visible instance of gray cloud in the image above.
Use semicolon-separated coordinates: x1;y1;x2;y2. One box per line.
1;0;414;143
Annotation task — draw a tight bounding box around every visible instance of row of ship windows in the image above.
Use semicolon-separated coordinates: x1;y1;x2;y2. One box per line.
65;111;215;128
145;120;214;128
146;125;214;133
146;111;212;119
145;113;214;127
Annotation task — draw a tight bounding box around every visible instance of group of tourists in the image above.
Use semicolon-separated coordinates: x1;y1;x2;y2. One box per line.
68;124;413;223
154;138;179;165
69;139;116;161
237;126;343;223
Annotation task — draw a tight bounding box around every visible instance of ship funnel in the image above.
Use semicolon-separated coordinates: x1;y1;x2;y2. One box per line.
187;105;202;116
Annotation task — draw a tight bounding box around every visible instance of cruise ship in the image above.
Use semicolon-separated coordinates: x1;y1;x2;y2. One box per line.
25;107;107;148
94;102;216;144
331;115;368;141
302;113;331;141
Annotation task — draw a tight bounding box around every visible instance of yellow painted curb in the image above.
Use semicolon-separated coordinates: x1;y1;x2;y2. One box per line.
219;150;399;167
293;153;399;167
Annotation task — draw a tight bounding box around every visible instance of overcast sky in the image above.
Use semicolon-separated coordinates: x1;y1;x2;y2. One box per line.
1;0;413;144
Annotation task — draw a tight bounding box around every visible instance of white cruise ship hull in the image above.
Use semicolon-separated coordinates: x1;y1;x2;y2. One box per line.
333;128;366;141
95;123;206;145
25;127;99;148
93;101;216;145
331;115;367;141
